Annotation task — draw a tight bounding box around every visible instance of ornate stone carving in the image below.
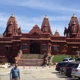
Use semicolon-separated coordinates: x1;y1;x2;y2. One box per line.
44;51;52;66
41;15;52;34
3;14;22;37
64;27;68;36
7;25;12;34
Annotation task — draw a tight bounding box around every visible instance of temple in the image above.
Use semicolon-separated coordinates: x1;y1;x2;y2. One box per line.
0;14;80;65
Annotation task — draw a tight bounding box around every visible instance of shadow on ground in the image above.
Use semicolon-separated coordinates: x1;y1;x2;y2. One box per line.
51;71;78;80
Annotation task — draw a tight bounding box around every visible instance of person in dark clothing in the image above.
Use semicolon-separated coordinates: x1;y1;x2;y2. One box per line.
10;63;20;80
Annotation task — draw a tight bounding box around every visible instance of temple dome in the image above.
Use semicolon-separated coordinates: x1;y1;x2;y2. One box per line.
65;14;80;38
29;24;43;35
54;30;60;36
41;15;52;34
7;14;17;25
72;14;76;17
44;15;48;19
3;14;22;37
10;14;15;18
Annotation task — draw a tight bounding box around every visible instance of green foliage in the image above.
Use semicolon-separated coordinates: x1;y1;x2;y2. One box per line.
52;54;70;62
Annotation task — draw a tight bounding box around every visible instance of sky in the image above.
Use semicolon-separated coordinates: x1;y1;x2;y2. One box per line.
0;0;80;36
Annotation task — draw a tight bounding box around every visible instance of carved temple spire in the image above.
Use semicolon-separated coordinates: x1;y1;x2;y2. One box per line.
44;15;48;19
69;14;79;30
54;30;60;36
11;14;15;18
29;24;43;35
3;14;22;37
41;15;52;34
66;14;79;38
72;14;76;17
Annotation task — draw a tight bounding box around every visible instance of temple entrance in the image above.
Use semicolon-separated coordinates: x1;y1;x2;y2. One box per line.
30;42;40;54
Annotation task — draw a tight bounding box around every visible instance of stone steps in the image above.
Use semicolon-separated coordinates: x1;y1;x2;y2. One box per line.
21;54;38;58
18;54;44;66
18;59;43;66
21;54;44;59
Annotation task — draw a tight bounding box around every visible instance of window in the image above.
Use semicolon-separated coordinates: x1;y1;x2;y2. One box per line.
72;48;76;52
54;46;58;51
6;47;12;51
23;45;28;49
62;59;68;61
5;45;12;51
69;58;73;60
42;44;47;50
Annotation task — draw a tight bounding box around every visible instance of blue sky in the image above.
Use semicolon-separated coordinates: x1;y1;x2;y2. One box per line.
0;0;80;36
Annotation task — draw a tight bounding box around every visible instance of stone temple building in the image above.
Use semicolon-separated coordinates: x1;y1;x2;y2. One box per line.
0;14;80;65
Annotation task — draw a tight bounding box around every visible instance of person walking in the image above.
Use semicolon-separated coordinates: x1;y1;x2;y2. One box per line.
10;63;20;80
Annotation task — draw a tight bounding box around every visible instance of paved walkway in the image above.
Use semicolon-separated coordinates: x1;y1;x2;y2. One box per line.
0;65;68;80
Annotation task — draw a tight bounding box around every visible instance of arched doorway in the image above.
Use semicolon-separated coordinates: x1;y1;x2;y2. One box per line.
30;42;40;54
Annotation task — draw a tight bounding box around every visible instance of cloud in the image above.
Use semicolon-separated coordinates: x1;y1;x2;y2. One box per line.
0;13;9;27
48;15;71;21
0;0;80;13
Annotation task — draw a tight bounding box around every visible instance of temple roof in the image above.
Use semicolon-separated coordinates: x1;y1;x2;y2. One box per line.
10;14;15;18
3;14;22;37
44;15;48;19
41;15;52;34
69;14;79;27
72;14;76;18
29;24;43;35
54;30;60;36
41;15;50;27
7;14;18;26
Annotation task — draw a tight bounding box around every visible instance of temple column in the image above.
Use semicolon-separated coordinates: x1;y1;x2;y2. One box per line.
48;43;51;53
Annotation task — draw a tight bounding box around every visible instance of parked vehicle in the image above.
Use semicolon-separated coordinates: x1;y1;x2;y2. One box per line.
55;62;69;72
64;62;76;77
71;63;80;79
59;62;69;74
62;58;75;62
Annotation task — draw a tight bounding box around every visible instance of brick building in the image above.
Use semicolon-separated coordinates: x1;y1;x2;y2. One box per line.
0;14;80;63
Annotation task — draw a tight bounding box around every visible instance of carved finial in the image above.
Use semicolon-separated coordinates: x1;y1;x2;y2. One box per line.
11;14;15;17
72;14;76;17
56;29;58;32
44;15;48;18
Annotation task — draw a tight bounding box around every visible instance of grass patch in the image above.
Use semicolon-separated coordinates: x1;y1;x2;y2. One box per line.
52;54;70;62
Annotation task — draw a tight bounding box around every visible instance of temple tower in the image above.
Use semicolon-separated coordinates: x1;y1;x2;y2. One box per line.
64;14;79;38
41;15;52;34
54;30;60;36
3;14;22;37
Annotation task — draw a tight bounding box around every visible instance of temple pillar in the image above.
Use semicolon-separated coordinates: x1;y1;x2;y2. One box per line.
48;43;51;53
